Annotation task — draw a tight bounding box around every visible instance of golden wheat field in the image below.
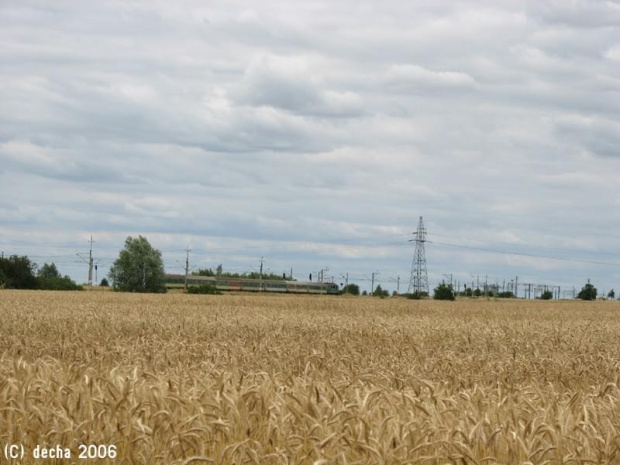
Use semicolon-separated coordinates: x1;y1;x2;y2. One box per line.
1;291;620;464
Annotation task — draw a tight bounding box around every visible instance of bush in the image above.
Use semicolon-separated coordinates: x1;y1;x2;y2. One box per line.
342;283;360;295
38;276;83;291
497;291;515;298
100;278;109;287
187;284;221;295
407;291;429;300
433;283;455;301
35;262;82;291
577;282;597;301
540;290;553;300
373;285;389;298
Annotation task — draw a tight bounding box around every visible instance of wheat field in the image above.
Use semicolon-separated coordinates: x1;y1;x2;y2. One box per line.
1;290;619;464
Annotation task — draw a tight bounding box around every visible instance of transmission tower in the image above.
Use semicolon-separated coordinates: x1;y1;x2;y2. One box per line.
408;216;429;295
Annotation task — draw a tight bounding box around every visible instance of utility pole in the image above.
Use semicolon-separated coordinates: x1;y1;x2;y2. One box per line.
88;236;94;286
515;276;518;298
184;246;191;291
397;275;400;294
371;271;379;295
407;216;429;295
259;256;265;291
341;273;349;290
319;266;329;284
76;236;95;286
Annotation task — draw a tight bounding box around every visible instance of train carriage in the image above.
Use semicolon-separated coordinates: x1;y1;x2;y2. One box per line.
163;274;339;295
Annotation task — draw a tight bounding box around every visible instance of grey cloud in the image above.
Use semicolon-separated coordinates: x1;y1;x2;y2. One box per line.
528;1;620;28
554;116;620;158
233;55;365;117
2;0;620;292
383;64;477;93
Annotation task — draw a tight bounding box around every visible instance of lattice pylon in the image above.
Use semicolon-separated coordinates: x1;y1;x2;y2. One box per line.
407;216;429;295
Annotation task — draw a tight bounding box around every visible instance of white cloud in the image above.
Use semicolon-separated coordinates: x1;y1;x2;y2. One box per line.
384;64;477;92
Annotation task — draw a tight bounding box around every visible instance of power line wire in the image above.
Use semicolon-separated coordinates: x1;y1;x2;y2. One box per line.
430;241;620;267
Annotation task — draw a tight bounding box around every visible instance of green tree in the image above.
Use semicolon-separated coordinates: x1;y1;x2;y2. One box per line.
100;278;109;287
37;262;82;291
577;281;597;301
342;283;360;295
38;262;61;279
608;289;615;300
540;290;553;300
373;285;389;297
0;255;38;289
108;236;166;293
433;283;455;301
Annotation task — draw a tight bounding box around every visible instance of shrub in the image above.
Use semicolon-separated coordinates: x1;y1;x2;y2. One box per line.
38;276;83;291
342;284;360;295
373;285;389;297
497;291;515;298
187;284;221;295
540;290;553;300
407;291;429;300
577;282;597;301
433;283;455;301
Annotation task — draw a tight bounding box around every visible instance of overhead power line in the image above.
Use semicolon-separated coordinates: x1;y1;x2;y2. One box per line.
431;241;620;267
432;232;620;257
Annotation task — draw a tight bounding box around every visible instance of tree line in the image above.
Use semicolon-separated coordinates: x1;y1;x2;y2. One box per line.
0;255;82;290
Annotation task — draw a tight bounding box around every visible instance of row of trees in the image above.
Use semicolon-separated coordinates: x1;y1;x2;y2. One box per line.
0;236;165;293
431;281;606;301
0;256;82;290
354;281;608;301
196;267;287;281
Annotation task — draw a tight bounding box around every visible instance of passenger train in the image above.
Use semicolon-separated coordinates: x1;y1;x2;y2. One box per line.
164;274;340;295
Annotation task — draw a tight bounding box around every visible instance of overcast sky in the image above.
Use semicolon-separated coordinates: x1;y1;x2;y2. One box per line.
1;1;619;295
